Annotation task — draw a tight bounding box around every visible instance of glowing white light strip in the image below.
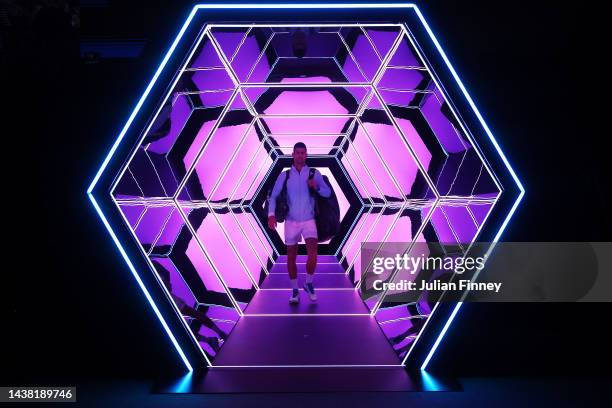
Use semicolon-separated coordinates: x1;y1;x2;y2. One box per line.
166;95;259;302
331;155;367;257
357;117;416;200
374;86;433;94
420;301;461;370
87;2;419;374
370;28;404;89
226;130;270;203
88;194;194;371
245;32;276;82
87;6;202;195
172;88;240;201
109;26;213;199
115;197;176;204
242;209;276;261
241;82;373;87
343;209;386;281
444;151;470;197
151;255;212;366
349;108;438;294
259;288;355;291
86;8;212;372
173;198;245;316
401;198;498;366
244;154;282;258
406;4;524;370
418;196;514;370
231;27;252;63
337;206;371;265
206;118;257;203
207;29;241;87
366;90;439;197
210;23;404;27
237;129;275;208
254;160;355;256
336;30;368;81
182;66;227;72
269;133;347;137
335;131;375;218
343;122;389;206
237;87;259;117
146;206;175;256
270;267;344;270
368;198;439;314
378;315;429;325
131;206;148;231
470;164;485;197
273;146;341;150
242;313;370;317
114;205;212;367
89;2;522;372
228;207;271;276
211;26;251;64
125;168;145;197
235;185;277;268
437;196;498;204
143;148;169;196
204;202;261;290
213;364;402;368
399;24;504;195
354;203;408;293
361;27;383;61
257;114;359;119
340;159;387;268
354;88;375;118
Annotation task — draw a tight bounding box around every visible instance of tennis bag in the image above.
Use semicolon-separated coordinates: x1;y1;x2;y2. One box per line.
264;169;291;223
309;168;340;242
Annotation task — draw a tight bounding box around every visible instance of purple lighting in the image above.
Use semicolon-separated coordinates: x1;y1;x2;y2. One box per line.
93;7;521;371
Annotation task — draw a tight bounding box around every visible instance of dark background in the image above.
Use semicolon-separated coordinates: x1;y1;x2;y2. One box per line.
3;0;611;385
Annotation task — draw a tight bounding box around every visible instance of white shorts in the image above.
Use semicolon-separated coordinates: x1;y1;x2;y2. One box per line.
284;219;318;245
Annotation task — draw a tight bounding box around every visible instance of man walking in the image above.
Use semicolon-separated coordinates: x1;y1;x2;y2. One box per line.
267;142;331;303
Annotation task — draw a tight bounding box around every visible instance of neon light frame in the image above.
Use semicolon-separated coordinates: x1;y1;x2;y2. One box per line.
87;3;524;373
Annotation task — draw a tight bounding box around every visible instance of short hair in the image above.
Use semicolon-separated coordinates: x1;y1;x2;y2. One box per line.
293;142;307;151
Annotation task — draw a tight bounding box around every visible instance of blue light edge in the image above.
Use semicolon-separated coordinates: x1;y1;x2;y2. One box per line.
86;3;524;373
414;4;525;370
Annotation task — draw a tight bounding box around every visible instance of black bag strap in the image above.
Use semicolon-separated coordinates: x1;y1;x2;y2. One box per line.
281;169;291;194
307;168;316;198
268;169;291;199
309;167;324;198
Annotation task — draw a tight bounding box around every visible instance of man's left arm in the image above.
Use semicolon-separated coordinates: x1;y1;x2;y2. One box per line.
314;170;332;197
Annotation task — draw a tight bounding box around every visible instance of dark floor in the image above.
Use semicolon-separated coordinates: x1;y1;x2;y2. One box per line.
215;259;398;366
40;376;612;407
213;316;400;366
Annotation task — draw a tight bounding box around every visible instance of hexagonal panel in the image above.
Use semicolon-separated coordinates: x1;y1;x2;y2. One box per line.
90;6;523;372
250;156;363;255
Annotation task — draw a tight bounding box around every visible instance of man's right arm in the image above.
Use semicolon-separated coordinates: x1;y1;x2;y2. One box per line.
267;172;287;217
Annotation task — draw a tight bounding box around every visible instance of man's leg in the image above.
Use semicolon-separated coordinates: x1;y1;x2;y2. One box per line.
287;244;299;303
304;237;318;301
287;244;298;280
285;220;301;303
305;238;318;276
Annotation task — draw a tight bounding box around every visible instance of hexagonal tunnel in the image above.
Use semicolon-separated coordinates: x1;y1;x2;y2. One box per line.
110;23;502;367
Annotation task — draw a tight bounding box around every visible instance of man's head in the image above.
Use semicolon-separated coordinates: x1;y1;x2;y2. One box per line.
292;142;307;166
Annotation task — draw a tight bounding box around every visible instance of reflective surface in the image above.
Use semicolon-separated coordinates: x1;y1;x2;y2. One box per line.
111;23;501;363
